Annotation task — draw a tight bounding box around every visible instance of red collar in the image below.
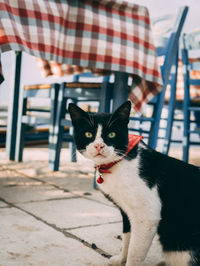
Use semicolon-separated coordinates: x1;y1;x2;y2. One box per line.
95;134;143;184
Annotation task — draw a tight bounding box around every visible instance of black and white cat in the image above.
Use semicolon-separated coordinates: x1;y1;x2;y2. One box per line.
69;101;200;266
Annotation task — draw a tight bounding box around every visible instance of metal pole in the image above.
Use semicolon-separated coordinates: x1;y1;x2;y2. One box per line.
6;51;22;160
112;72;129;111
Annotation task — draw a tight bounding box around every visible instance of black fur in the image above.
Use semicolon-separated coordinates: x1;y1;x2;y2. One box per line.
139;146;200;253
120;209;131;233
69;102;130;156
102;191;131;234
69;101;200;265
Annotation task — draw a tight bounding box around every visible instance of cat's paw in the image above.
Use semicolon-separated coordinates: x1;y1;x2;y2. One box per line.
108;255;126;266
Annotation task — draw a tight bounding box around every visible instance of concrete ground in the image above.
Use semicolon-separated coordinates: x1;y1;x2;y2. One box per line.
0;145;199;266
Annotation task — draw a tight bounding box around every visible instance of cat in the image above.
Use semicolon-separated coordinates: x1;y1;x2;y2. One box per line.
68;100;200;266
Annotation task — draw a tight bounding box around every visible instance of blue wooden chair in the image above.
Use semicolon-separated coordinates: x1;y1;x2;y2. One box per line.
15;83;59;162
48;75;113;171
128;6;188;150
181;30;200;162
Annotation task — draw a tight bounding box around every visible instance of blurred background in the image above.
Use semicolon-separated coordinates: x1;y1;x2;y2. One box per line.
0;0;199;107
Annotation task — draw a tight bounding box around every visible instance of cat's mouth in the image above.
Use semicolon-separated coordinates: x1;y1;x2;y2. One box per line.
94;153;106;158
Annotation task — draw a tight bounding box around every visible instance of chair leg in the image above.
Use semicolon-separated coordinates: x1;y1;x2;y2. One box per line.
162;53;179;154
69;127;77;162
15;98;27;162
48;124;64;171
49;83;59;133
6;51;22;160
182;108;190;162
93;170;98;189
99;76;112;113
48;85;66;171
182;48;190;163
15;123;25;162
112;72;129;111
149;86;167;149
69;98;78;162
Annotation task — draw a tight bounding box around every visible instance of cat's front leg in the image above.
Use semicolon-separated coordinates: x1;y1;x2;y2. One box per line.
109;233;130;266
125;217;159;266
109;209;130;266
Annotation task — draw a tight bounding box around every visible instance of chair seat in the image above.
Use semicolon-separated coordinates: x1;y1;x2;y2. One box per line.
65;82;103;88
24;84;51;90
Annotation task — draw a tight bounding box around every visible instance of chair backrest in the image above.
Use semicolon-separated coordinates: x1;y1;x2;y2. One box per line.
21;83;59;126
152;6;189;82
181;30;200;100
23;84;52;98
182;30;200;72
129;6;188;149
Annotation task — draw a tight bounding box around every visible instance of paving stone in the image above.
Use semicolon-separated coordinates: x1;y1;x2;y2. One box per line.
70;222;122;255
70;223;164;266
36;171;116;207
0;169;22;179
0;145;199;266
0;201;8;207
0;171;74;203
18;197;121;229
37;172;95;194
0;183;74;204
0;207;108;266
82;190;116;207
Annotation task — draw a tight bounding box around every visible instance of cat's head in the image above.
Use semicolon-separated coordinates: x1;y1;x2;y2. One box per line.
68;101;131;165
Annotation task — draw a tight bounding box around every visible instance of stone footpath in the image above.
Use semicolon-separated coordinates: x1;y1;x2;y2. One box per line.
0;145;199;266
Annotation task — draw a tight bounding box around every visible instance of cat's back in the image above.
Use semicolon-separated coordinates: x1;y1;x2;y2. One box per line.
138;146;200;250
139;144;200;190
139;145;200;219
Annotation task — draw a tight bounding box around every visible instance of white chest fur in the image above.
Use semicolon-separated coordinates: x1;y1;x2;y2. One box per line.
98;157;161;222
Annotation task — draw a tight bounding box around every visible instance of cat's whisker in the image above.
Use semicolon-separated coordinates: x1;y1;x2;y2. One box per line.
70;148;85;158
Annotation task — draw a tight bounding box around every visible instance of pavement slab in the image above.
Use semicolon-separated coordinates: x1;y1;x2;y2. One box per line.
0;144;199;266
0;170;75;204
70;223;164;266
18;197;121;230
0;201;8;207
69;222;122;255
0;206;108;266
37;171;95;194
36;173;115;207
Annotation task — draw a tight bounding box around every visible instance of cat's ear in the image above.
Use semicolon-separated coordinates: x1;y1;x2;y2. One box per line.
68;103;89;125
110;101;131;124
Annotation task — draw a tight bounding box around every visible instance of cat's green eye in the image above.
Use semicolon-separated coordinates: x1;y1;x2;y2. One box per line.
108;132;116;138
85;132;93;138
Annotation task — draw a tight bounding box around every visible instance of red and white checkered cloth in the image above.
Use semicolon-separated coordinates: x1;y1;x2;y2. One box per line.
0;0;163;111
35;58;111;78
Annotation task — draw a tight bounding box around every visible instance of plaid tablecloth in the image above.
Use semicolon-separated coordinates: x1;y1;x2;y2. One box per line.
0;0;163;111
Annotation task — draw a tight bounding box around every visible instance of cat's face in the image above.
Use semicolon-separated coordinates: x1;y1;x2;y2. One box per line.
68;101;131;164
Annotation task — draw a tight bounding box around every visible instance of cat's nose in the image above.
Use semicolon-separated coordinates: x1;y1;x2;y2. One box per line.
94;143;105;152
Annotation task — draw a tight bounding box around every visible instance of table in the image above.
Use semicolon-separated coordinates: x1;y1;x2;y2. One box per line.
0;0;162;160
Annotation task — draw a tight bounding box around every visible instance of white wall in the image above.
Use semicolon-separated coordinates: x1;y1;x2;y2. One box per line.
128;0;199;33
